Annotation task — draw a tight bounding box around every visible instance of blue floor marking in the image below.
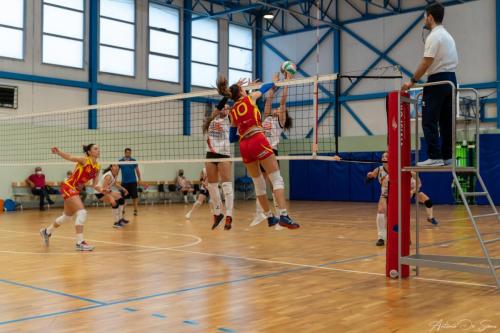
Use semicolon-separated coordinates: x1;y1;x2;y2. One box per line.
0;305;105;326
152;313;166;319
218;328;236;333
123;307;138;312
183;320;199;325
0;278;106;305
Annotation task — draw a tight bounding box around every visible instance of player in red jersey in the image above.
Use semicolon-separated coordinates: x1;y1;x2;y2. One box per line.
40;144;101;251
217;76;299;229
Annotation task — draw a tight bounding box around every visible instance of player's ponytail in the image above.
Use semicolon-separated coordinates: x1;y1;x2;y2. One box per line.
283;110;293;131
83;143;96;156
217;75;240;101
103;164;113;174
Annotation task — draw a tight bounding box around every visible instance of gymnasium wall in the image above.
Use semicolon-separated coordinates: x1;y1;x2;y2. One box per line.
262;0;498;137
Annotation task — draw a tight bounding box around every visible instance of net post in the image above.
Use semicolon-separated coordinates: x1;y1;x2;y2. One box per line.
386;90;411;279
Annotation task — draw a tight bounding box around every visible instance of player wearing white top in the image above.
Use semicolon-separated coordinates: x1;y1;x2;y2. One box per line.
367;152;439;247
203;97;234;230
366;152;390;246
250;71;294;227
185;168;210;220
94;164;129;229
402;2;458;167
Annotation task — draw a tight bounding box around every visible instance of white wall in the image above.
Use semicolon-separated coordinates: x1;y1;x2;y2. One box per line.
262;0;498;137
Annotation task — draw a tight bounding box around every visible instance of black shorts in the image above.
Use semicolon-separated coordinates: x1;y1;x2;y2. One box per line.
96;193;104;200
122;182;138;199
206;151;230;165
199;188;209;197
260;149;279;173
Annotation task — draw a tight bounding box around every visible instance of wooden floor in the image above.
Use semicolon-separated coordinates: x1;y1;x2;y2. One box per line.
0;201;498;333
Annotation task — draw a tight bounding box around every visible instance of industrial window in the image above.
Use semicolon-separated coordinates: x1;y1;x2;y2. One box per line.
148;2;179;83
0;0;24;60
99;0;135;76
191;17;218;87
42;0;84;68
228;24;253;84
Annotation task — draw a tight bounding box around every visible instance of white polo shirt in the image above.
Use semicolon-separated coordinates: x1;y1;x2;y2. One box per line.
424;25;458;76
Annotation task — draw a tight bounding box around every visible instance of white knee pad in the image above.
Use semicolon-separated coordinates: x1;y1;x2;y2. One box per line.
221;182;233;196
75;209;88;226
268;171;284;190
55;214;72;226
252;175;267;196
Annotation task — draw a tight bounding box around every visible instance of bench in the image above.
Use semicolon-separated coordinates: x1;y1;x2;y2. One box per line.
11;181;63;210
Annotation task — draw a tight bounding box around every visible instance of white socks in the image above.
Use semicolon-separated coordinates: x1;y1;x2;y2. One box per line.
376;213;387;240
112;207;120;223
221;182;234;217
76;233;84;244
208;183;222;215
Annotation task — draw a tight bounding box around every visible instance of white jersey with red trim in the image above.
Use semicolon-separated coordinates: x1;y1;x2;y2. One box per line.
262;116;283;149
97;171;115;194
206;115;231;157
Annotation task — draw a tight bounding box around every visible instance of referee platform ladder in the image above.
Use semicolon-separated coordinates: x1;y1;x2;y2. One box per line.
397;82;500;289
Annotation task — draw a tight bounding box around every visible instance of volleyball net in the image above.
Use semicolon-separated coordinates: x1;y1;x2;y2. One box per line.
0;74;339;167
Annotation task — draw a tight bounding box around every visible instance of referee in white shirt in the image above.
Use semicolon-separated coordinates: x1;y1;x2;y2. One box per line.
402;2;458;166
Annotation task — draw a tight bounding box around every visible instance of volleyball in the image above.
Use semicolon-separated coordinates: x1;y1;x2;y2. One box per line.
281;61;297;75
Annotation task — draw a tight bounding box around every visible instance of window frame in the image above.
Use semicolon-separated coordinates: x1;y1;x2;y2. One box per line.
147;1;180;84
41;0;86;69
0;0;26;61
228;23;254;82
191;17;219;88
99;0;136;77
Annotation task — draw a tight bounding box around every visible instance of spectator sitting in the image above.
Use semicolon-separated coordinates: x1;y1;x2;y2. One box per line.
175;169;193;204
26;167;55;211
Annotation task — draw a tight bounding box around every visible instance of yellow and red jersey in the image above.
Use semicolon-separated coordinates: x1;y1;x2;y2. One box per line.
230;96;262;138
64;156;100;191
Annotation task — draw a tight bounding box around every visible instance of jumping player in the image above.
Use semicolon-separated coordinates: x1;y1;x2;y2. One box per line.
203;99;234;230
40;144;101;251
216;75;299;229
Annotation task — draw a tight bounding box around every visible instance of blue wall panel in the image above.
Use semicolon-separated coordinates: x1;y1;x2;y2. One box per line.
477;134;500;205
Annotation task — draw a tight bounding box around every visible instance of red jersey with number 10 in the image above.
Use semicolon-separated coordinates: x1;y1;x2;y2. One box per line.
230;96;262;138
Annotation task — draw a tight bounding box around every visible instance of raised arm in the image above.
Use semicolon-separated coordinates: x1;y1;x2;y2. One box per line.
278;72;292;126
51;147;86;164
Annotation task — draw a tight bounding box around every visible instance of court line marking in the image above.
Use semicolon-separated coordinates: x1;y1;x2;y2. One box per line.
0;230;202;255
0;278;106;305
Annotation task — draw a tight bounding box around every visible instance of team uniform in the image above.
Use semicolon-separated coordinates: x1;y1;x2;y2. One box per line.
377;165;389;198
95;170;128;228
231;96;274;164
204;113;234;229
206;115;231;162
60;157;100;200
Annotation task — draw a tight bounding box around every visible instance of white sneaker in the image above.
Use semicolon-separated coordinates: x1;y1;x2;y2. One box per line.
444;158;454;166
250;212;267;227
417;159;444;167
75;241;94;251
185;211;192;220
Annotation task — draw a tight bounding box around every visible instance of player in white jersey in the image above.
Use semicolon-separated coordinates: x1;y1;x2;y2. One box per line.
367;152;389;246
367;152;439;247
250;72;293;227
185;168;209;220
95;164;129;229
203;97;234;230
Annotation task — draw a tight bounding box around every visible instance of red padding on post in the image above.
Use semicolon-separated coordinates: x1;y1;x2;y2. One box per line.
386;91;411;278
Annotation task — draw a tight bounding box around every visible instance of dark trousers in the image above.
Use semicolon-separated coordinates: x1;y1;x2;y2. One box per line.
422;72;457;160
32;187;53;208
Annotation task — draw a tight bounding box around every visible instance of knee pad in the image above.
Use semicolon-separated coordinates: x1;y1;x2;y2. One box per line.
118;197;125;206
111;202;119;209
55;214;72;226
221;182;233;196
252;175;267;196
75;209;88;226
424;199;433;208
268;171;284;191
